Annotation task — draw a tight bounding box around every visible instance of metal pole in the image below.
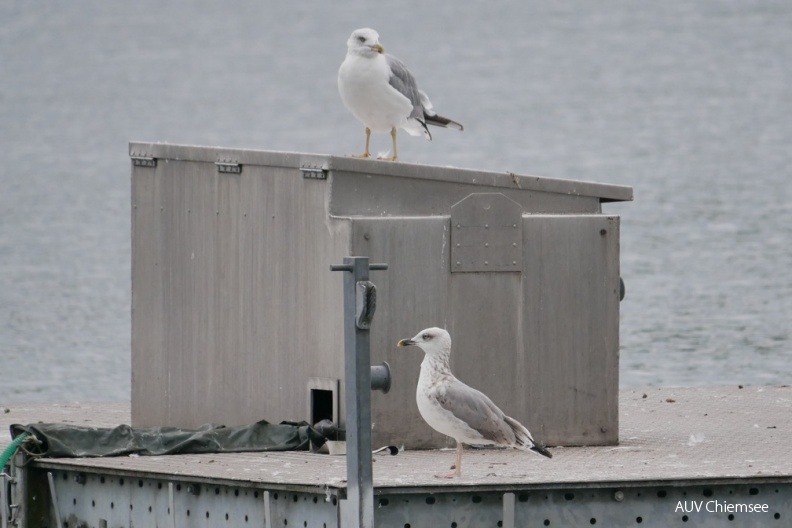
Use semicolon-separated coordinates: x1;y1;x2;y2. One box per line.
331;257;387;528
1;472;8;528
46;472;63;528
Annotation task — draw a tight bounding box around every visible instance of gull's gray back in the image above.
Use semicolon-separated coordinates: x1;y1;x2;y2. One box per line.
385;54;424;120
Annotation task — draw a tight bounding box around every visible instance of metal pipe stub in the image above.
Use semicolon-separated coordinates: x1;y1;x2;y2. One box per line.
370;362;391;394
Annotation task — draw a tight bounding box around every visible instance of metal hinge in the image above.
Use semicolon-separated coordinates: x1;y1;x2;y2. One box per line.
301;164;328;180
131;156;157;168
216;160;242;174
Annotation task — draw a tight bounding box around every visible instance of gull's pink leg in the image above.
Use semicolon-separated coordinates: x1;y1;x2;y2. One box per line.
435;442;463;479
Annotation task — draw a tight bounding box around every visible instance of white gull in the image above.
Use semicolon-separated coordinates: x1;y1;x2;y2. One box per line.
338;28;463;161
398;327;552;478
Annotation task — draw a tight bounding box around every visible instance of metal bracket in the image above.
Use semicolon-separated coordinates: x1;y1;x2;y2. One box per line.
216;160;242;174
355;281;377;330
130;148;157;168
450;193;523;273
301;164;328;180
130;156;157;168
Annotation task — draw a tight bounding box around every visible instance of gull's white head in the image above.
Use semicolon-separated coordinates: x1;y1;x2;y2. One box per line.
346;28;385;56
397;327;451;357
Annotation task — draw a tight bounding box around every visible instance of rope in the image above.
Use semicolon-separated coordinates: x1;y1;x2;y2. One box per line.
0;433;32;471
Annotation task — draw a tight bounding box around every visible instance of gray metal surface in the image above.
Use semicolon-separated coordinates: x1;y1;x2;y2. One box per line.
519;214;621;446
128;142;634;205
450;193;523;273
353;214;620;448
130;154;351;430
3;386;790;489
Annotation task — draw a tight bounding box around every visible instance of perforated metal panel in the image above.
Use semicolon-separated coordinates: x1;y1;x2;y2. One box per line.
18;468;791;528
42;470;339;528
375;484;790;528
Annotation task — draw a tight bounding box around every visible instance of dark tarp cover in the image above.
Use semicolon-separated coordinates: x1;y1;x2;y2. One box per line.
10;420;326;458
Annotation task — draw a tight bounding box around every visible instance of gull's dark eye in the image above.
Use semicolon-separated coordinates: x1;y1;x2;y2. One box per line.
421;333;431;341
357;35;366;43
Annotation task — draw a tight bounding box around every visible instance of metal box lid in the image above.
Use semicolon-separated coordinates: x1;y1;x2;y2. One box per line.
129;142;633;209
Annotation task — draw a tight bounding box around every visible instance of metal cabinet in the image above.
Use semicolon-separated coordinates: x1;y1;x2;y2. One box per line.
130;142;632;448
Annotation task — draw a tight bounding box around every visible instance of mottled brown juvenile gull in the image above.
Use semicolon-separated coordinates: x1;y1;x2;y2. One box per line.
338;28;463;161
397;327;551;478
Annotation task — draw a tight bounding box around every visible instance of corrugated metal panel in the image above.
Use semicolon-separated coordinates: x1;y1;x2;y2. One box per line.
351;216;453;449
520;215;621;446
131;158;351;429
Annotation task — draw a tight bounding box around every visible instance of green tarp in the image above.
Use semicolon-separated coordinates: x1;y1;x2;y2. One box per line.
10;420;326;458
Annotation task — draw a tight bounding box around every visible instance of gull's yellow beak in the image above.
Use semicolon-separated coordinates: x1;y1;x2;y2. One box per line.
397;338;415;347
373;43;385;54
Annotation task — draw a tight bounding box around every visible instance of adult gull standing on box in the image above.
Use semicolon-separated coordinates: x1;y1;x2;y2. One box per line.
398;327;552;478
338;28;463;161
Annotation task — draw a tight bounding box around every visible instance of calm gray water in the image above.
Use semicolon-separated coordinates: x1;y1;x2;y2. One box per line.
1;1;790;403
